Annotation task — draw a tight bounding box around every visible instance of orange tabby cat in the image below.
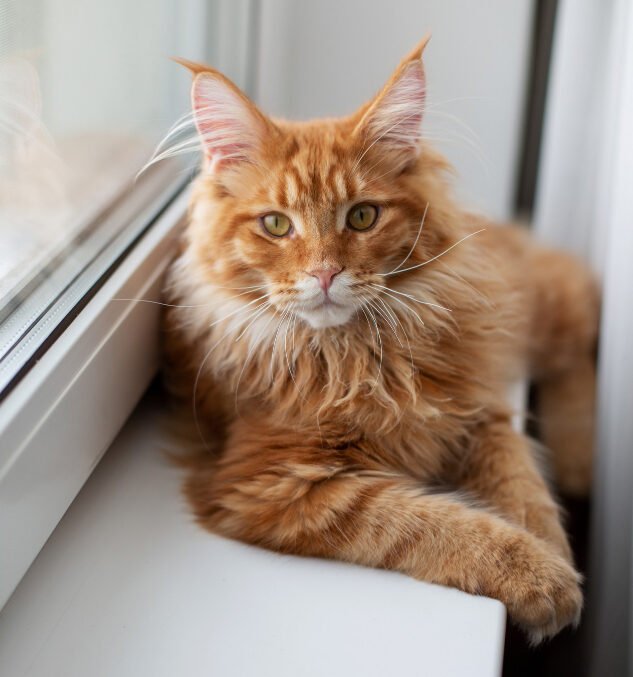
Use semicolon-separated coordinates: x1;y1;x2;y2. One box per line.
161;38;599;643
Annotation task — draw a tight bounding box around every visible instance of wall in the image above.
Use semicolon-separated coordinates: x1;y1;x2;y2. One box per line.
254;0;535;220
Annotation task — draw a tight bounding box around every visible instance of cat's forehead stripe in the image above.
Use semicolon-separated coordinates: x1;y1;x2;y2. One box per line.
271;141;358;210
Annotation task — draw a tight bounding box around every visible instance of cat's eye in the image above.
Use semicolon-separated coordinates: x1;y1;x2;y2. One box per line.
347;204;379;231
261;213;292;237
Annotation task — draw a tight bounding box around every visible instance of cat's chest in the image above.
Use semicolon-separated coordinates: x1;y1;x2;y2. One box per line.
239;336;480;438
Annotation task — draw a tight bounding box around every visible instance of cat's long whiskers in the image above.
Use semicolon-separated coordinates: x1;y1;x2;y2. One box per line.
208;293;269;329
380;229;486;277
276;305;295;379
282;304;299;382
112;299;212;309
373;286;425;327
289;308;299;368
387;203;429;275
370;283;451;313
373;293;400;331
215;283;269;292
367;304;384;385
367;295;405;350
383;297;416;376
358;302;377;347
366;296;397;333
112;285;267;309
369;289;419;376
359;299;383;388
269;305;292;382
234;301;272;341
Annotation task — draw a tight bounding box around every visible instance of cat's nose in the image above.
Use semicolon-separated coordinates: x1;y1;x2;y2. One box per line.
308;267;342;293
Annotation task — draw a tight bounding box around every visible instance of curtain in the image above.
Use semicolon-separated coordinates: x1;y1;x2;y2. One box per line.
534;1;633;673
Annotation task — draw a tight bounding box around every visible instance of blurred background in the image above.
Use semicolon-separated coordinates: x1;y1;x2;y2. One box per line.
1;1;631;675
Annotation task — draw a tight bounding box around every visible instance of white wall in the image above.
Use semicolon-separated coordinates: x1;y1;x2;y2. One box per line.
253;0;535;220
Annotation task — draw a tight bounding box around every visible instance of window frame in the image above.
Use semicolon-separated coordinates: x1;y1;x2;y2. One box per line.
0;165;184;400
0;185;191;609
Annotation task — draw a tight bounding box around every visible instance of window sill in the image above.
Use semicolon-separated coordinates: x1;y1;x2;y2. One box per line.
0;386;506;677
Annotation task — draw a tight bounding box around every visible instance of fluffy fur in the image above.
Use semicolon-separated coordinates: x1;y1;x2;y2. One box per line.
161;39;599;643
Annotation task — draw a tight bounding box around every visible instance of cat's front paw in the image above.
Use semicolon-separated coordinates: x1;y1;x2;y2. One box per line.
495;535;583;644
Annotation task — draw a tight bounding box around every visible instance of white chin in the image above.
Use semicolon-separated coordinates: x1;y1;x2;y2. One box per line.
299;304;355;329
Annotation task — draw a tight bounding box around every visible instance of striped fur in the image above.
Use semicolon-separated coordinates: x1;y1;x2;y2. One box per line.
162;39;599;644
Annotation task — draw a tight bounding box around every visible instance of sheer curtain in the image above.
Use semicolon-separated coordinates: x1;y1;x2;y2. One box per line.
534;0;633;673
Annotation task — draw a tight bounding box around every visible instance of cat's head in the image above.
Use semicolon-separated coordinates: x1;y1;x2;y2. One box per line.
181;36;452;330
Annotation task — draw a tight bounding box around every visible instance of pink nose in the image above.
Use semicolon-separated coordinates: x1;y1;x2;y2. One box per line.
308;267;342;293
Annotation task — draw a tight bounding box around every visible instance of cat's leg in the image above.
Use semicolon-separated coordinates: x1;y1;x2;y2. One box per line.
526;246;600;497
457;414;572;562
185;422;582;643
535;355;597;497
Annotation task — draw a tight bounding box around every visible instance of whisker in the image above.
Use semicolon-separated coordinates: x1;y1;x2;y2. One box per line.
359;299;383;389
290;309;299;362
371;283;452;313
269;305;292;382
372;286;425;327
366;296;397;332
367;305;384;386
112;299;212;309
208;293;269;329
283;304;298;382
386;203;429;275
375;292;416;376
367;295;404;350
234;301;272;341
380;229;486;277
114;284;269;313
358;302;376;345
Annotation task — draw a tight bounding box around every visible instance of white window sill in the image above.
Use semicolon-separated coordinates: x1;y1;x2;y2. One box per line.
0;386;506;677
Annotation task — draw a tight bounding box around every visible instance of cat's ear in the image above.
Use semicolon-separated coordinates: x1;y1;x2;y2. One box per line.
353;35;430;167
175;58;273;171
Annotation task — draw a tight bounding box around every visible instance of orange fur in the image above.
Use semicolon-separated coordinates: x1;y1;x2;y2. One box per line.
161;39;599;643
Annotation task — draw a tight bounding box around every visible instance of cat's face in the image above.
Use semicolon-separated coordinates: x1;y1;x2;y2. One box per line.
186;38;434;329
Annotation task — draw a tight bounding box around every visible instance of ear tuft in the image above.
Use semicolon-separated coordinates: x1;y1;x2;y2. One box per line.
172;56;214;76
191;70;270;169
355;35;430;162
364;59;426;151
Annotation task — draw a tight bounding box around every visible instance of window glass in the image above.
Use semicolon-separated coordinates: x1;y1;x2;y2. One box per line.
0;0;255;396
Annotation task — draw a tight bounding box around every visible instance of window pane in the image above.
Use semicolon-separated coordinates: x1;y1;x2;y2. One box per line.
0;0;254;395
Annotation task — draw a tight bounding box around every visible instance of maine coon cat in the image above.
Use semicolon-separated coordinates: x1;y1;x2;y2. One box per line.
161;38;599;643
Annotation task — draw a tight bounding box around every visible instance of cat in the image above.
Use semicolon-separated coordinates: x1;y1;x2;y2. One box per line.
161;37;599;644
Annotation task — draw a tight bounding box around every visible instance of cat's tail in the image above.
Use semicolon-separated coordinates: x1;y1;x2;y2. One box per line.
526;245;600;497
